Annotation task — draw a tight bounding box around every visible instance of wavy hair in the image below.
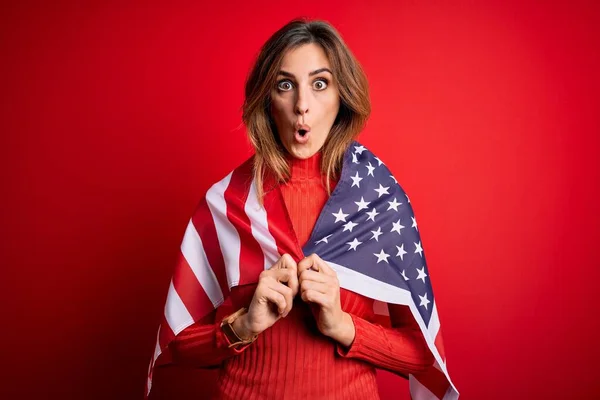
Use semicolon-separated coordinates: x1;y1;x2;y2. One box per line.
242;18;371;204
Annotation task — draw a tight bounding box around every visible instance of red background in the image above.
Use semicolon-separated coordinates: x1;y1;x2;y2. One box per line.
2;1;599;399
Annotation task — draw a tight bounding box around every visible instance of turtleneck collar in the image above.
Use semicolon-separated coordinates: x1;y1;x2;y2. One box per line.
286;151;323;181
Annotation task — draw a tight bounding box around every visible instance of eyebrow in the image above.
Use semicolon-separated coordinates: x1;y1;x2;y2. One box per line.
277;68;333;78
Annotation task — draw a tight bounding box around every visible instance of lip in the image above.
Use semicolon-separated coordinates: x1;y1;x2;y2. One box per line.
294;129;310;144
293;122;311;144
295;122;312;132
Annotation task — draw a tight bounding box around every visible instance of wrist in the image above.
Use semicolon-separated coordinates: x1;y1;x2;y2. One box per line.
231;312;256;340
220;308;258;348
326;312;355;347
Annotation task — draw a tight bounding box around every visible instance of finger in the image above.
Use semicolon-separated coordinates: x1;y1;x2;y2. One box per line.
298;269;327;285
264;268;299;297
268;268;297;284
285;268;300;297
297;254;319;274
301;289;328;306
300;280;330;294
266;279;294;316
261;287;288;316
279;253;298;272
271;253;297;272
312;255;336;277
277;255;299;295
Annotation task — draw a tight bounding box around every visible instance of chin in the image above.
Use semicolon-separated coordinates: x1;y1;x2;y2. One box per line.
287;144;318;160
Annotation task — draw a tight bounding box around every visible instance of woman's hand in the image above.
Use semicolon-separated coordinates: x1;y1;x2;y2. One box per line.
297;253;356;347
234;254;299;339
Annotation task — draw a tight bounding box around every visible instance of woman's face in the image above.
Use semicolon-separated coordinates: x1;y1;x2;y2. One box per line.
270;43;340;159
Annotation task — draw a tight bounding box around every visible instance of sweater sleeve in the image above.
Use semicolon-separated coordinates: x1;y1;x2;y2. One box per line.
168;307;254;368
336;303;435;376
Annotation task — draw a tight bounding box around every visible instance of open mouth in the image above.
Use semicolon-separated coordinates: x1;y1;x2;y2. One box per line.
294;123;311;144
294;128;311;144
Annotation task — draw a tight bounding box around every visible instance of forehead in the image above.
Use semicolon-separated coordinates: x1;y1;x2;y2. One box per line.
280;43;331;72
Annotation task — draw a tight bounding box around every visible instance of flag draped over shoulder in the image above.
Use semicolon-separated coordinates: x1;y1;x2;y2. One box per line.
145;141;459;399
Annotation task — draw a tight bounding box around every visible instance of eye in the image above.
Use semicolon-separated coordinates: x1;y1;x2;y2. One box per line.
277;80;293;92
313;78;328;91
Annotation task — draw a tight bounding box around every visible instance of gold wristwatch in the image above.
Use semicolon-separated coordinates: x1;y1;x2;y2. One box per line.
220;307;258;348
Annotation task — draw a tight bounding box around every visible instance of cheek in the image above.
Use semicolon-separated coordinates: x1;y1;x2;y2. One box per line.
322;89;340;109
322;95;340;120
271;95;291;118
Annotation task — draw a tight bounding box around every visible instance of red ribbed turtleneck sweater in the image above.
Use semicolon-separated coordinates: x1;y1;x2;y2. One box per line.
165;152;434;399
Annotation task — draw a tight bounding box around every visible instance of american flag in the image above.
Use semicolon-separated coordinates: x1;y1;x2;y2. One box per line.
145;141;459;399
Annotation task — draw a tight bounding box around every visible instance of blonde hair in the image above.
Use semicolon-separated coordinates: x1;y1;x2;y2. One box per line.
242;18;371;203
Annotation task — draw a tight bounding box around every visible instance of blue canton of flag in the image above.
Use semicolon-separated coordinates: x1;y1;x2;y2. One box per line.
303;141;435;327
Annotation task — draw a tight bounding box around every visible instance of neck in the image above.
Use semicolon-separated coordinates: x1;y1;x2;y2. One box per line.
287;151;323;181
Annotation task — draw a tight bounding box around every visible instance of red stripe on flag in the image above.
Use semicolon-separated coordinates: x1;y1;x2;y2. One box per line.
224;160;265;285
158;315;176;349
262;176;304;262
192;197;229;299
413;365;451;400
171;251;215;322
434;330;447;363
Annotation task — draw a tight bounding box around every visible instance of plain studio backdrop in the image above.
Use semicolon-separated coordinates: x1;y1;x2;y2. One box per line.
1;1;599;399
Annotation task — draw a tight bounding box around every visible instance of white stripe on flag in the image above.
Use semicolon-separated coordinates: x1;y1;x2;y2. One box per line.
181;219;224;307
245;180;280;270
146;326;161;397
373;299;390;316
429;302;441;339
409;361;459;400
409;375;440;400
164;279;194;335
152;326;162;363
206;172;241;287
327;261;413;305
146;376;152;397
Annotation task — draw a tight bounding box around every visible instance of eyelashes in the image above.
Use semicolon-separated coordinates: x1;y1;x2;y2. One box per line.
276;78;329;92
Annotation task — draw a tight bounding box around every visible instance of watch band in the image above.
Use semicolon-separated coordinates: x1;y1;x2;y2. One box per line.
220;307;258;348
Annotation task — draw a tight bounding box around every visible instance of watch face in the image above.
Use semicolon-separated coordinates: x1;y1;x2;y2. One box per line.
222;322;242;346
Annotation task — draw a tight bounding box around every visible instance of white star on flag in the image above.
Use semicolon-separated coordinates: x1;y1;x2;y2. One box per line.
315;234;333;245
416;266;428;283
352;153;359;164
350;172;363;188
412;216;418;231
374;156;384;166
374;249;391;264
332;208;349;223
354;145;366;154
390;175;397;184
391;219;405;235
414;241;423;257
387;198;401;211
396;244;407;260
406;193;410;203
401;269;409;281
355;197;370;211
346;238;362;251
343;220;358;232
366;208;380;222
374;184;390;198
366;162;375;177
419;293;431;310
370;227;383;241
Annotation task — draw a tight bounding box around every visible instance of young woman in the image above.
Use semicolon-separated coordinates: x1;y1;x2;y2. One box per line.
148;18;456;400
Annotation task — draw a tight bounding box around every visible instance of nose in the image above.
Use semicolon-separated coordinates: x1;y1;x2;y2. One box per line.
294;86;309;116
